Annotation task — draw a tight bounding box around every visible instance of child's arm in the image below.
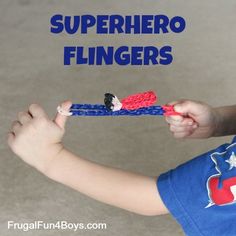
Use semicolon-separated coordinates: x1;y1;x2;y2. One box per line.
213;105;236;137
47;149;167;216
165;100;236;138
7;102;168;216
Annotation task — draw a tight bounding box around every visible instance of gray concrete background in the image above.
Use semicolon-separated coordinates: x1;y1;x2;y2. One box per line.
0;0;236;235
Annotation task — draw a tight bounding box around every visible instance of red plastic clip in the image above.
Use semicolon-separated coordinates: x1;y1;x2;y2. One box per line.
162;105;182;116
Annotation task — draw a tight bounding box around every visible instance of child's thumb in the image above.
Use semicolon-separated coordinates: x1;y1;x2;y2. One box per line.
174;100;203;116
54;100;72;129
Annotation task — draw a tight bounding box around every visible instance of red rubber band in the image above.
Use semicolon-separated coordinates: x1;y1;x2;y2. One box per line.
121;91;157;110
162;105;182;116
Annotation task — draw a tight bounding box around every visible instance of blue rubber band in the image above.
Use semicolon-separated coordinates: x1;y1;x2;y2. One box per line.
70;104;107;110
69;104;165;116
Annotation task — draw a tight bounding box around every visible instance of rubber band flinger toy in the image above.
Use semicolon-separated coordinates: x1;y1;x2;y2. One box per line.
57;91;181;117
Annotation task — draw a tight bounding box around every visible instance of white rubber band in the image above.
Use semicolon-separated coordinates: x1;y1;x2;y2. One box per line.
57;106;73;116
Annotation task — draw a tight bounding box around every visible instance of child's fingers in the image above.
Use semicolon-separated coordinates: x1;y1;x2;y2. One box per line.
180;118;196;126
18;111;32;124
28;104;47;118
169;123;198;133
165;116;183;125
174;100;204;116
54;100;72;130
165;115;183;124
11;121;22;135
165;116;195;127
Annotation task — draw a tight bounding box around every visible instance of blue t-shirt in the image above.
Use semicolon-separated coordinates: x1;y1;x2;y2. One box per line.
157;136;236;236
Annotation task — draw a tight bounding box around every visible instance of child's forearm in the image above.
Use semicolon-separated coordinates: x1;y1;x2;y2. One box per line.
214;105;236;137
45;148;168;216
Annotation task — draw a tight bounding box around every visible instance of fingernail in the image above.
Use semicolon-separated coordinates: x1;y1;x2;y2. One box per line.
193;124;198;129
188;121;193;125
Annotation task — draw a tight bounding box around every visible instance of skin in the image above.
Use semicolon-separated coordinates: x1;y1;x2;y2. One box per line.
7;100;236;216
7;101;168;216
165;100;236;139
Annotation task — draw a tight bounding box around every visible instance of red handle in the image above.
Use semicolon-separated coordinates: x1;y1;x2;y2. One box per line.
162;105;182;116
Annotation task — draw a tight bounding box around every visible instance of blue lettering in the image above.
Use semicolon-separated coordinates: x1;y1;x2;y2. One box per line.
50;14;63;34
81;15;96;34
64;46;76;65
159;46;173;65
170;16;186;33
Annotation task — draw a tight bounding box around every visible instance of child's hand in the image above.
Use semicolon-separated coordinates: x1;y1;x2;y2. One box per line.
165;100;219;139
7;101;72;173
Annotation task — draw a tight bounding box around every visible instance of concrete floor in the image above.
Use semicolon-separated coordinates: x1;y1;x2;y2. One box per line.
1;0;236;235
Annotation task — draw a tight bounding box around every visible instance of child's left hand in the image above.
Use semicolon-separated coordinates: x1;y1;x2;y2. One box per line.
165;100;218;139
7;101;71;173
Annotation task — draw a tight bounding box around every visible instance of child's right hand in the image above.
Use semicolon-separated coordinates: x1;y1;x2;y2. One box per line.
165;100;219;139
7;101;72;174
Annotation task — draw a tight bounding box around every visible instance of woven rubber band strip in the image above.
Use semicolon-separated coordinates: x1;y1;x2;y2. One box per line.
68;104;179;116
121;91;157;110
